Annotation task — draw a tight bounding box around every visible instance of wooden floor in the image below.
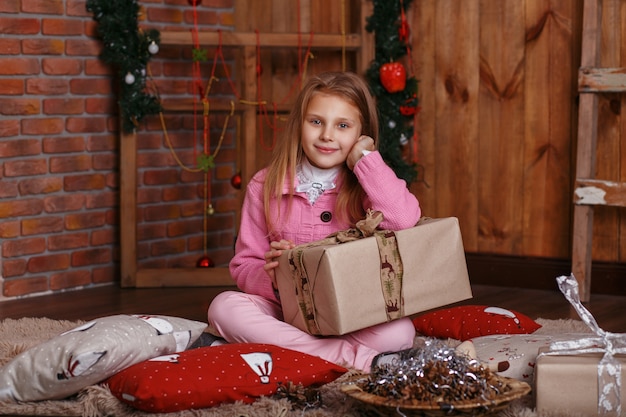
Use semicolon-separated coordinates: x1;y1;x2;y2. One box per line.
1;283;625;333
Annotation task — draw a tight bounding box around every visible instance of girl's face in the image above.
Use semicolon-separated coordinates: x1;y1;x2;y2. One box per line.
300;92;362;170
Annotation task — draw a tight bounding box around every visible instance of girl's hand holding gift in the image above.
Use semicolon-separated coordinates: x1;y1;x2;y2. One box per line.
263;239;295;289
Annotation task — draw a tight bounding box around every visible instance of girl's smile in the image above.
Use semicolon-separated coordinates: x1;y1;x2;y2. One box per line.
316;145;338;153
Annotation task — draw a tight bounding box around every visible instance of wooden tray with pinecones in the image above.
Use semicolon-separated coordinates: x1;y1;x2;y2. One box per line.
340;374;531;416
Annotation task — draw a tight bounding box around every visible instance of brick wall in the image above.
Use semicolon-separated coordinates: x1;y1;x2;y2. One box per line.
0;0;236;300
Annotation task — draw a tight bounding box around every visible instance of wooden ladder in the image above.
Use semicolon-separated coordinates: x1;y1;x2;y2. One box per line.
572;0;626;302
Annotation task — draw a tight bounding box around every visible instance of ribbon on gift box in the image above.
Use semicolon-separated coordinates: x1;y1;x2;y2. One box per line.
541;274;626;417
287;209;404;335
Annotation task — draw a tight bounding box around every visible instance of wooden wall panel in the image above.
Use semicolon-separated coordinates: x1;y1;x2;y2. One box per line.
522;0;577;259
308;0;356;74
270;0;301;102
411;0;437;218
433;0;480;251
411;0;589;269
312;0;344;33
477;0;525;254
234;0;626;273
234;0;364;175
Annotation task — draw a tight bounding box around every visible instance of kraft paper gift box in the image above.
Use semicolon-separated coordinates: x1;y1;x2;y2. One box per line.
535;348;626;416
275;216;472;336
534;274;626;416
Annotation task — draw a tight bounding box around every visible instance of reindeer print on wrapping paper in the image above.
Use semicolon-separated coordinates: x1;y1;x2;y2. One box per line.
386;298;400;313
375;231;404;320
382;272;400;314
380;255;396;280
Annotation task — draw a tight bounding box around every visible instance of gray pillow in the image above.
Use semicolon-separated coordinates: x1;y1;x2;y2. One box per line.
471;332;591;387
0;314;206;402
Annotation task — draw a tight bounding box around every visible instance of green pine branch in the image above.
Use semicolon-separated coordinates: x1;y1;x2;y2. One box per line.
86;0;162;133
366;0;419;184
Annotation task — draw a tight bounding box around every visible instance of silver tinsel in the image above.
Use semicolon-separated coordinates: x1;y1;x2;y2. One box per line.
364;338;505;405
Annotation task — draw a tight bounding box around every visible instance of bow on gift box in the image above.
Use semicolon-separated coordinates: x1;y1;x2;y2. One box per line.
546;274;626;417
286;210;405;335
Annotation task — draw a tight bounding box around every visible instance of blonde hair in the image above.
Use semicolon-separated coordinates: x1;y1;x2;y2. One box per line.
262;71;379;235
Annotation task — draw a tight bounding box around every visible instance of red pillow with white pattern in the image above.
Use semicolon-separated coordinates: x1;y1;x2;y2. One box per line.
412;305;541;341
105;343;347;413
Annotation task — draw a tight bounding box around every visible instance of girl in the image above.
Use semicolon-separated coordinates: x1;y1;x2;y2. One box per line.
207;71;421;372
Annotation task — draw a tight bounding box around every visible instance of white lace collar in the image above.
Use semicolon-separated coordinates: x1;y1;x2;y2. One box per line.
295;158;339;205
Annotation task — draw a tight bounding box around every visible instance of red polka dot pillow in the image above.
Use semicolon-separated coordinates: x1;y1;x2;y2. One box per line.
105;343;348;413
412;305;542;341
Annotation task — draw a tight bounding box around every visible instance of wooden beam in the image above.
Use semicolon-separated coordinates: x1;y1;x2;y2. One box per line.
241;45;257;185
160;31;362;49
574;179;626;207
465;253;626;296
571;0;602;302
119;130;137;288
579;67;626;92
135;267;235;287
160;98;291;113
358;0;374;74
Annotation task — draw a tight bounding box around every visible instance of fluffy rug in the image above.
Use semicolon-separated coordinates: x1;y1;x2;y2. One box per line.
0;317;593;417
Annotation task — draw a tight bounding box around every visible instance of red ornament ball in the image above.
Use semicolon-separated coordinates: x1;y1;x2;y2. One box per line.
379;62;407;93
230;172;242;189
196;255;215;268
188;0;202;5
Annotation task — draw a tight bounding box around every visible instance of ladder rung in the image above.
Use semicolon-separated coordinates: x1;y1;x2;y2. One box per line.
579;67;626;92
574;178;626;207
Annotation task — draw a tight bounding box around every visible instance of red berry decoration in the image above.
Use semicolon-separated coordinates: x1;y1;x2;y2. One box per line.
400;94;419;116
400;104;417;116
379;62;406;93
230;172;242;190
398;19;410;43
196;255;214;268
195;81;204;100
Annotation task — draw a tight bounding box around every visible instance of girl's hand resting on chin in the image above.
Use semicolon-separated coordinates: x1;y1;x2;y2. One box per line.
347;135;375;170
263;239;295;290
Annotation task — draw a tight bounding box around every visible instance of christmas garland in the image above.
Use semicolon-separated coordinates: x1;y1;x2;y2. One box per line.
366;0;419;184
86;0;161;133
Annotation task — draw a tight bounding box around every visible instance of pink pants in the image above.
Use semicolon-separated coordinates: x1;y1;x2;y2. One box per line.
207;291;416;372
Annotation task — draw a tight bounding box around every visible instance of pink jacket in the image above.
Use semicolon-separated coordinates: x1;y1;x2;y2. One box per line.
229;151;421;300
